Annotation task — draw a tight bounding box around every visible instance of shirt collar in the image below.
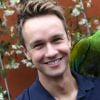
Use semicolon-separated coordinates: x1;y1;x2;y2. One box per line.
30;71;95;99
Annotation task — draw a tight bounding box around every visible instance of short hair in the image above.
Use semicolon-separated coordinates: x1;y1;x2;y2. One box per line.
16;0;68;46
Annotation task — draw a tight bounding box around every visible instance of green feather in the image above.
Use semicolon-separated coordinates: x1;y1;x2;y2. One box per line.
70;30;100;77
70;37;90;72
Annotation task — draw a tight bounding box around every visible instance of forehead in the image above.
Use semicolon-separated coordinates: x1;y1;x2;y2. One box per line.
22;14;66;43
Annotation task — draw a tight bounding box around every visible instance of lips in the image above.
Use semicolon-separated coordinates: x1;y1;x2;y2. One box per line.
43;56;63;67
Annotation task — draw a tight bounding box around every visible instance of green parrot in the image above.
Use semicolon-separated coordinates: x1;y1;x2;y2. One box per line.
70;30;100;77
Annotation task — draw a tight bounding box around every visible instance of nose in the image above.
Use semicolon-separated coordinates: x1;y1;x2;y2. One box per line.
45;43;58;58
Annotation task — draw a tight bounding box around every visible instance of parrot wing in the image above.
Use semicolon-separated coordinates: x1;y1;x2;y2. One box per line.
70;30;100;77
70;37;90;72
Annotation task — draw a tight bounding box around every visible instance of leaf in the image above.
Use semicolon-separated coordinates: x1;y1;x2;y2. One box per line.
1;25;7;30
0;69;6;78
0;31;5;34
0;41;10;53
0;87;2;93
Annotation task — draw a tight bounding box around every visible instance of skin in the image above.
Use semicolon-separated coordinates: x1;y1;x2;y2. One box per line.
22;14;78;100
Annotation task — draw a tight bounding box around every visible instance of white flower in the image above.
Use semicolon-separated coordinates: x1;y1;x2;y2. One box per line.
15;50;22;54
0;93;4;100
5;52;10;56
75;4;81;8
86;0;92;7
88;23;91;28
5;62;20;69
72;0;77;2
94;19;99;25
10;26;14;33
4;50;14;56
21;59;33;67
21;59;27;64
12;45;17;49
10;50;15;55
24;52;31;60
96;25;100;30
13;63;20;69
71;8;81;16
10;0;20;3
86;2;91;7
88;0;92;3
3;90;7;96
78;18;87;25
2;15;7;26
75;4;84;10
10;0;20;7
4;10;15;16
26;62;33;67
5;64;10;69
71;4;84;17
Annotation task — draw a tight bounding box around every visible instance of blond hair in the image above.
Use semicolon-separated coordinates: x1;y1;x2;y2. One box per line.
16;0;68;46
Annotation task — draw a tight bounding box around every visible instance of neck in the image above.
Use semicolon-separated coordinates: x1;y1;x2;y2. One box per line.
38;69;78;99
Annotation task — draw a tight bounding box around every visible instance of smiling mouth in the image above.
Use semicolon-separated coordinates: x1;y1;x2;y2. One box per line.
43;56;64;66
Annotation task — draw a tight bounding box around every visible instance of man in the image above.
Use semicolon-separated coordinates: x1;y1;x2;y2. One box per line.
16;0;100;100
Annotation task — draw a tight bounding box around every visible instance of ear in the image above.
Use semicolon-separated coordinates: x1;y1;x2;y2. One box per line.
67;30;71;48
67;30;71;41
22;46;31;60
25;52;31;60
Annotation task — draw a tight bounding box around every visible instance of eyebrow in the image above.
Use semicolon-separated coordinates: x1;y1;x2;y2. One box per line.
30;40;43;47
29;34;64;47
52;34;64;38
51;34;65;41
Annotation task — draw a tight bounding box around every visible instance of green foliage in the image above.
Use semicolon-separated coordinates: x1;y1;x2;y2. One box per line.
0;69;6;78
0;86;3;100
66;0;100;45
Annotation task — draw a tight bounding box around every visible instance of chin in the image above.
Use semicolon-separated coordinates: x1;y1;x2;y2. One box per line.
46;68;66;78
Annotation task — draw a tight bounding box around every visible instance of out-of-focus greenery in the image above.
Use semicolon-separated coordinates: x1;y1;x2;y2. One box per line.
0;0;27;99
66;0;100;45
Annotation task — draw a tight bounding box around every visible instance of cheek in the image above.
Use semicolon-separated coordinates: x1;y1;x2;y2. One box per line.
59;42;71;54
30;51;44;63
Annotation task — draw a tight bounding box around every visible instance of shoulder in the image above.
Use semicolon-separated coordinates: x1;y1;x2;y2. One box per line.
15;89;30;100
15;79;38;100
72;71;100;90
90;77;100;89
15;78;54;100
72;70;100;86
83;75;100;87
87;77;100;99
74;73;100;100
73;71;100;99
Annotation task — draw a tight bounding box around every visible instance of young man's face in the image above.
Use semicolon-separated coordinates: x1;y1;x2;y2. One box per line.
22;14;71;77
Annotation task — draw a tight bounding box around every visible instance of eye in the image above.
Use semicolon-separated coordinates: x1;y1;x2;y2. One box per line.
30;43;44;50
52;37;63;44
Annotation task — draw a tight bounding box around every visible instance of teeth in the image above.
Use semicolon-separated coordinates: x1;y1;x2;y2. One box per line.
47;59;59;65
44;57;63;65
